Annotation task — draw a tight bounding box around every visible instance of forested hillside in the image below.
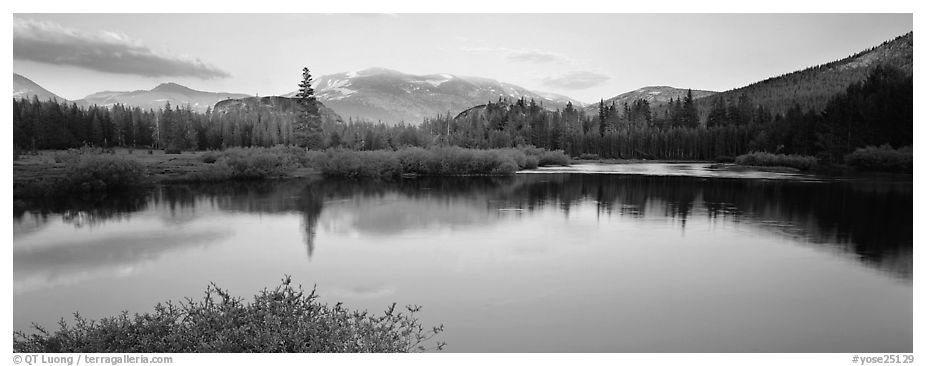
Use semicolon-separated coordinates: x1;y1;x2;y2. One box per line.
695;32;912;120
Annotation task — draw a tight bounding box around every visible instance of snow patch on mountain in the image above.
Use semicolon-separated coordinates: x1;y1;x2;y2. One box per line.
324;87;357;100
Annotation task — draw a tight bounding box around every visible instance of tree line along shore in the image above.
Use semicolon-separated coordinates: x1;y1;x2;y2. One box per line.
13;65;912;174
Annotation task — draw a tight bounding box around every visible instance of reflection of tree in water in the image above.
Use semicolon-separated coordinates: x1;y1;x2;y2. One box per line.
296;185;323;258
176;180;326;259
293;175;911;278
16;174;910;279
16;189;151;229
502;174;912;279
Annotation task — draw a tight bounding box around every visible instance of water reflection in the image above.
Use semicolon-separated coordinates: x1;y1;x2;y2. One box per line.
13;171;913;352
15;173;912;281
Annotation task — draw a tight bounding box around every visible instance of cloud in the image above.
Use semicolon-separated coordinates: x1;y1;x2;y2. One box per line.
13;18;230;79
507;50;570;64
345;13;398;17
461;46;573;65
541;70;611;90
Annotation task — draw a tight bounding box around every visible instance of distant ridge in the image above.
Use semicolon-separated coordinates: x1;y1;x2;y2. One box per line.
77;83;251;112
584;86;716;115
696;31;913;117
13;73;68;103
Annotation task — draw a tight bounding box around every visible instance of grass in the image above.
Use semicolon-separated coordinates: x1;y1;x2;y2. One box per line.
844;145;912;173
734;152;818;171
14;276;445;353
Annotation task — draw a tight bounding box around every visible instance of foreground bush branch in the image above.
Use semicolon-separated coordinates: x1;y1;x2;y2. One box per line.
13;276;446;353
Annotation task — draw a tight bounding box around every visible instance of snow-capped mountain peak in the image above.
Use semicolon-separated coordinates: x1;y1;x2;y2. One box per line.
286;67;585;124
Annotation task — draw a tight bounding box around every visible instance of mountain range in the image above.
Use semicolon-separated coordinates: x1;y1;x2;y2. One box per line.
13;70;584;124
77;83;251;113
13;31;913;125
283;67;584;124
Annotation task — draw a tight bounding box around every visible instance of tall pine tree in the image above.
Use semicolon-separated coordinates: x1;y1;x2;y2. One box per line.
295;67;323;149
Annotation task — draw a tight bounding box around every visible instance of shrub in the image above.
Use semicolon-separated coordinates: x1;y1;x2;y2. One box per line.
396;147;432;175
516;145;545;157
13;277;445;353
200;151;220;164
261;145;317;168
538;150;569;166
65;155;147;191
500;149;529;169
186;147;312;181
213;150;287;179
844;145;912;173
165;148;182;155
492;159;519;174
319;149;402;179
316;146;553;178
523;156;540;170
577;153;600;160
735;152;818;171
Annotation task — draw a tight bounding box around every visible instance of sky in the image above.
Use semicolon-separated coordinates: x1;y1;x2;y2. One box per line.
12;13;913;104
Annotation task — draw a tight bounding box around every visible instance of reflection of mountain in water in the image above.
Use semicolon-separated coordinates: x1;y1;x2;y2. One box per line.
15;174;911;279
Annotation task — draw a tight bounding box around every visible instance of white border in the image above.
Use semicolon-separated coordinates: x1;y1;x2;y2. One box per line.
4;2;921;366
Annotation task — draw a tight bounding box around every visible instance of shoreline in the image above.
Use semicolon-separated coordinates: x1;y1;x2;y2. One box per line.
14;148;910;199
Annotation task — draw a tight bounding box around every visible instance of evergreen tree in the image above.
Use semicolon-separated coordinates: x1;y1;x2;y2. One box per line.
294;67;323;149
682;89;699;128
706;96;727;127
597;99;607;137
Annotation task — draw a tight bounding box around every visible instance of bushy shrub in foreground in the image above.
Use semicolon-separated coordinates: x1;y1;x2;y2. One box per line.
734;152;818;171
66;155;147;191
13;277;445;353
844;145;912;173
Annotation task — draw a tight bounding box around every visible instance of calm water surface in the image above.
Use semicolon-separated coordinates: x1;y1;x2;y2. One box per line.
14;164;912;352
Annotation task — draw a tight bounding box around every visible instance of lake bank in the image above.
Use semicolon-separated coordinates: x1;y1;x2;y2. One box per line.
13;147;909;199
13;146;571;198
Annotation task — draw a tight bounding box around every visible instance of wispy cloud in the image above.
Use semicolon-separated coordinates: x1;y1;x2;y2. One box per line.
461;46;573;65
507;50;570;64
345;13;398;18
541;70;611;90
13;18;230;79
